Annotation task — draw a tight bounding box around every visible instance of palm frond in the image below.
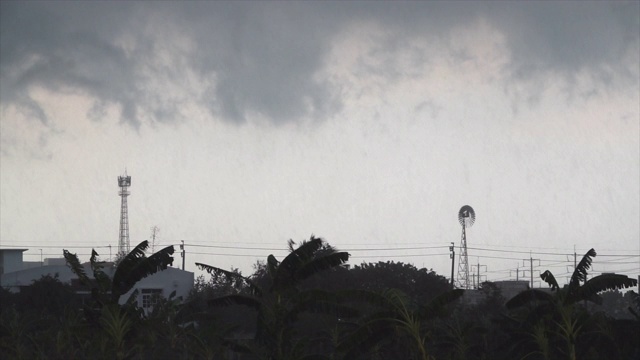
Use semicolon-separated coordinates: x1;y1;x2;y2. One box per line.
540;270;560;291
112;241;150;290
111;243;174;301
505;289;554;310
569;248;596;288
287;238;297;252
208;294;262;310
124;289;139;307
282;236;324;265
89;249;111;292
196;262;262;296
63;250;89;284
89;249;99;264
267;254;279;279
273;236;325;291
294;252;349;283
571;274;638;305
144;244;175;271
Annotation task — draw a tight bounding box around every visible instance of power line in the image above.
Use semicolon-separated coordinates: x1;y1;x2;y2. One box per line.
467;247;571;256
6;242;638;257
11;241;640;279
181;243;448;252
350;253;449;259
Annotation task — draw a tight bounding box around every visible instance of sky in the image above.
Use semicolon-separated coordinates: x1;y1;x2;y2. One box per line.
1;1;639;287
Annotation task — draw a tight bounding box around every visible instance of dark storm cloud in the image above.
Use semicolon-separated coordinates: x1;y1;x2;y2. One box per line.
0;2;142;125
1;2;183;127
488;2;639;84
0;2;346;126
335;2;639;88
171;2;344;123
1;2;637;127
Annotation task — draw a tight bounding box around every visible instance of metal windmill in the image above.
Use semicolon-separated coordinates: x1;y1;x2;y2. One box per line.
456;205;475;289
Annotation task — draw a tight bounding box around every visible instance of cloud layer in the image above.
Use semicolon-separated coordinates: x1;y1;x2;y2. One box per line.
1;2;638;127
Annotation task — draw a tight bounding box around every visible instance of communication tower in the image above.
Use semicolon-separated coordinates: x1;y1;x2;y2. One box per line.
118;171;132;256
456;205;475;289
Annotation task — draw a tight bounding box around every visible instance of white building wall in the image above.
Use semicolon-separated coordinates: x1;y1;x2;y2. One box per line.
44;258;67;266
120;267;194;308
0;263;96;292
1;262;193;307
0;249;27;275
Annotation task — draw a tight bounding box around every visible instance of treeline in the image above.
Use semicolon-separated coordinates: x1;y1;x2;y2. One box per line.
1;237;638;360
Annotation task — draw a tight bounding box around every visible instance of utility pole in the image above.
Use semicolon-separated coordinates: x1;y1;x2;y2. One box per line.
523;254;540;289
40;249;43;266
109;245;112;262
180;240;185;271
565;247;579;287
510;264;521;281
449;242;455;288
471;259;487;289
566;262;575;285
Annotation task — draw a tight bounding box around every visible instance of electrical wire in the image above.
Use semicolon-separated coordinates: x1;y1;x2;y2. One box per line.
10;241;639;283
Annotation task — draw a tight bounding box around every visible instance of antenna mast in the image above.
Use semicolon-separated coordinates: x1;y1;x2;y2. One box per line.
118;171;132;257
456;205;475;289
150;226;160;254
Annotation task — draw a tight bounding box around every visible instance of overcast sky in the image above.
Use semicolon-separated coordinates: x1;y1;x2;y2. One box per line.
1;1;638;286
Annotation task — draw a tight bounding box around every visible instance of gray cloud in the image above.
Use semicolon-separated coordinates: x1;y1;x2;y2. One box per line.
488;2;639;85
1;2;637;127
0;2;143;125
175;2;344;123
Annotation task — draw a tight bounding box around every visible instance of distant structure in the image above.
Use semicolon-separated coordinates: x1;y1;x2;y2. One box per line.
456;205;475;289
150;226;160;254
118;171;132;257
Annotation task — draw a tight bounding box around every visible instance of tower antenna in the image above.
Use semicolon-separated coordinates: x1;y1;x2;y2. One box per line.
118;171;132;257
150;226;160;254
456;205;475;289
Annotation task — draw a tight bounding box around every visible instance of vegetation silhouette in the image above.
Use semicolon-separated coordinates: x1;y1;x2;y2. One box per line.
1;243;638;360
505;248;638;360
197;235;350;359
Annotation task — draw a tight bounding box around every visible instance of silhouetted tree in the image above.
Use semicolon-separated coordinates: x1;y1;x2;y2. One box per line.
337;287;464;360
197;235;349;360
506;249;637;360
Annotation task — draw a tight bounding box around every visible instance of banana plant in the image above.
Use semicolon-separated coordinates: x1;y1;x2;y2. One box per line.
336;287;464;360
196;235;350;360
63;240;175;307
506;248;638;360
63;239;175;337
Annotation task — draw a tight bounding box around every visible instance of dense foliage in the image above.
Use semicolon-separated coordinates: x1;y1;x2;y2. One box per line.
1;242;638;359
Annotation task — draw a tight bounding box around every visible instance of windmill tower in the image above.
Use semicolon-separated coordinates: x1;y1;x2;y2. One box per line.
118;171;132;257
456;205;475;289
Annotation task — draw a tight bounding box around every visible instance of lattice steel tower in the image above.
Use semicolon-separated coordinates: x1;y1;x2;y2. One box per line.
118;171;132;256
456;205;475;289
